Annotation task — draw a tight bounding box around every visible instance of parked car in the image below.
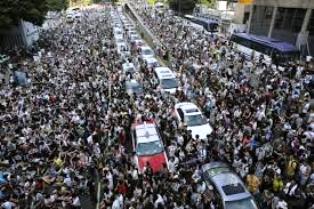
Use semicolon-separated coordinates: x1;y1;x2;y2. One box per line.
122;62;137;75
201;162;259;209
143;57;160;68
153;67;178;94
174;102;213;139
131;120;168;173
125;79;144;97
117;42;130;58
139;46;155;60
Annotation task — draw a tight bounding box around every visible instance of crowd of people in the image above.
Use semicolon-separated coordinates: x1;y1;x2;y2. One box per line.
0;2;313;209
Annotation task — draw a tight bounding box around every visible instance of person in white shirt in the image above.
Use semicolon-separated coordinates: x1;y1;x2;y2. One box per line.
112;194;123;209
1;201;15;209
154;194;164;208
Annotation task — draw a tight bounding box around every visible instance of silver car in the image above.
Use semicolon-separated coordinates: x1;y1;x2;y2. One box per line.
125;80;144;97
201;162;259;209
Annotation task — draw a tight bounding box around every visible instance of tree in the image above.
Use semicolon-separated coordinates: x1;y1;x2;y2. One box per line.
0;0;48;29
168;0;197;15
47;0;69;11
199;0;216;8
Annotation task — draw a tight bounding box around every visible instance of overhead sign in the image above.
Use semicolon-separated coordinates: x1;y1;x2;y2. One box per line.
239;0;253;4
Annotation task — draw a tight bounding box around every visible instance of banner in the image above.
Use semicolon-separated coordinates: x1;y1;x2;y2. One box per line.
239;0;253;5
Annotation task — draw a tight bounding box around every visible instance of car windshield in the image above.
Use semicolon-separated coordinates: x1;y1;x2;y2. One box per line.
142;49;153;56
127;83;143;94
206;167;230;177
160;79;178;89
225;198;258;209
125;67;135;72
116;39;124;43
185;114;207;126
137;141;163;156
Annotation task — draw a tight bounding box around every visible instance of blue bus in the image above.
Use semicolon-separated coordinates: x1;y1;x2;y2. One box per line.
230;33;300;64
184;15;219;33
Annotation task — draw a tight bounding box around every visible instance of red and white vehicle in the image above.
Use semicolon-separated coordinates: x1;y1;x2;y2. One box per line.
131;120;168;173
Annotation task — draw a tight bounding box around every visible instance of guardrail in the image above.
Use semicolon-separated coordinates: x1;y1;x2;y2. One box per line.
124;3;172;67
124;3;162;48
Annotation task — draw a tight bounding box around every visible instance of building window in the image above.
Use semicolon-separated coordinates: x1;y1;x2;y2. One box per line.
250;5;273;36
308;10;314;35
274;8;306;33
243;12;250;24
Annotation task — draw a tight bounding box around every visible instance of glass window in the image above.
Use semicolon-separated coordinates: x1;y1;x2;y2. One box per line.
222;183;246;195
160;79;178;89
225;198;258;209
274;8;285;29
185;114;207;127
136;141;163;156
275;8;306;33
308;10;314;35
292;9;306;32
250;6;273;36
206;167;230;178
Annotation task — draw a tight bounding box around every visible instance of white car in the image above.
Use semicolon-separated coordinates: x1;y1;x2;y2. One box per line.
154;67;178;94
66;15;74;23
115;37;125;45
113;26;123;32
130;33;141;41
174;102;213;139
122;62;137;74
117;42;130;58
139;46;154;60
125;79;144;97
131;39;145;50
143;57;160;68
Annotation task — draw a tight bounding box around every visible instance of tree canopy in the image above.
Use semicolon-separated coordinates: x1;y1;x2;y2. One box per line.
47;0;69;11
0;0;103;29
0;0;48;29
168;0;197;14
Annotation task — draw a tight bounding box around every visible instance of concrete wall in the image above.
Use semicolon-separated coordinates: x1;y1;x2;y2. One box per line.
253;0;314;9
233;4;246;24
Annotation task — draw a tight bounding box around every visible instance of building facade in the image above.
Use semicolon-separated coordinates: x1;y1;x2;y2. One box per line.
0;20;40;52
245;0;314;56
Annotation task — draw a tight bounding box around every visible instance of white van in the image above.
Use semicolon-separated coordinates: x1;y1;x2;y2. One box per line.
153;67;178;94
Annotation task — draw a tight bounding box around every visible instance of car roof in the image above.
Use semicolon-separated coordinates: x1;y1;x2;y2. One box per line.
117;42;127;46
175;102;200;114
126;79;140;86
202;162;252;202
122;62;135;68
134;122;160;143
211;173;251;202
140;46;152;50
144;57;158;63
154;67;175;79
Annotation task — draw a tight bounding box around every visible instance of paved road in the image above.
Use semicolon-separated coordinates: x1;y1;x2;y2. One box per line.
80;195;96;209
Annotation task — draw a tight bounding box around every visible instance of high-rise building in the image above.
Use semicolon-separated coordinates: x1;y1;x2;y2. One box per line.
235;0;314;56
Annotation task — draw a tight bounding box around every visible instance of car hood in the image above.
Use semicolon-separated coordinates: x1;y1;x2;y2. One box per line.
163;88;177;94
138;152;167;173
187;124;213;139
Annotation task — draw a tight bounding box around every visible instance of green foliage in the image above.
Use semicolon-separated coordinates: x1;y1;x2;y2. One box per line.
70;0;93;7
169;0;196;14
200;0;216;8
0;0;103;29
47;0;69;11
0;0;54;29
